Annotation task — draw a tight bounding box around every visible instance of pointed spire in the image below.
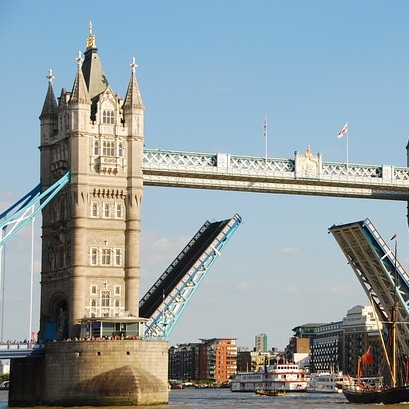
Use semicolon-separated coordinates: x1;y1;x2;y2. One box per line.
123;57;145;110
40;69;58;119
69;52;91;105
81;22;108;100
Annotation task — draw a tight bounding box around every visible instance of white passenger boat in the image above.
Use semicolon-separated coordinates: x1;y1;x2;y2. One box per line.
306;372;346;393
231;363;307;392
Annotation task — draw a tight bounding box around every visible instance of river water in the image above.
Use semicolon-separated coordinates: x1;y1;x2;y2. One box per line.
0;388;408;408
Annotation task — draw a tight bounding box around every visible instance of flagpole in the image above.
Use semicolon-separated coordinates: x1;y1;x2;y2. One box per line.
264;115;268;161
337;122;349;172
346;128;349;170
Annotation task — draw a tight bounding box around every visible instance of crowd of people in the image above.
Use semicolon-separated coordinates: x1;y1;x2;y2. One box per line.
3;334;143;344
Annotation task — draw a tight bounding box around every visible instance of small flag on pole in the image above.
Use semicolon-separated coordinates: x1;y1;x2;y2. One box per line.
391;234;397;240
337;122;348;138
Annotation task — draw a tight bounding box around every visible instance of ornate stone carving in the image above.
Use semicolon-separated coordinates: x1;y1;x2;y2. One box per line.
297;145;320;178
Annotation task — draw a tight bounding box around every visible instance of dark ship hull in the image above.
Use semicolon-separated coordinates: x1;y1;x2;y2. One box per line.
343;385;409;404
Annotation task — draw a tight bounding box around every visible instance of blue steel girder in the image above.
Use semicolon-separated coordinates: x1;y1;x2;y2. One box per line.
329;218;409;357
144;213;242;339
142;148;409;200
0;183;41;220
0;171;71;247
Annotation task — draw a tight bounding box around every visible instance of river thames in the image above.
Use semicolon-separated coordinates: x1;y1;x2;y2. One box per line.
1;388;408;409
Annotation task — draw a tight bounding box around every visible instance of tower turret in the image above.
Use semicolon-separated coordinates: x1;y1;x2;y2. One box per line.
81;21;108;121
122;58;145;317
39;70;58;189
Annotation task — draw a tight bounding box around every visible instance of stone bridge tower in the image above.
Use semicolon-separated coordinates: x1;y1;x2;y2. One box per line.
39;23;144;340
10;24;170;407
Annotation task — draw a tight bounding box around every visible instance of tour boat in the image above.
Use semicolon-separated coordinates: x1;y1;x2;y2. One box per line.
231;363;307;392
306;372;346;393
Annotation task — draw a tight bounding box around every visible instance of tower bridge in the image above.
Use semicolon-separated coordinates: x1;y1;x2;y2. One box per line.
4;24;409;406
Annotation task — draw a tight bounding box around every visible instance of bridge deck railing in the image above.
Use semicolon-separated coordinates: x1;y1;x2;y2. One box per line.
142;149;409;200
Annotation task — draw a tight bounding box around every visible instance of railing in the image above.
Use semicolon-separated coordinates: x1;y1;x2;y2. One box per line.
0;342;45;358
142;148;409;200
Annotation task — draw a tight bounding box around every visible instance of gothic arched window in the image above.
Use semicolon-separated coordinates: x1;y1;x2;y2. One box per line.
102;249;112;265
103;203;110;218
101;291;110;307
115;249;122;266
94;140;99;155
91;202;98;218
90;248;98;265
115;203;123;219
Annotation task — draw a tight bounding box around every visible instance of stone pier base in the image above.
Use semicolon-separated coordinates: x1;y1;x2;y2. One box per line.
9;339;169;406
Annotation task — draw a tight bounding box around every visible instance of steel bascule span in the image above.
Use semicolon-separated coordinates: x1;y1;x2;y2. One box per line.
329;219;409;364
140;213;242;339
142;148;409;200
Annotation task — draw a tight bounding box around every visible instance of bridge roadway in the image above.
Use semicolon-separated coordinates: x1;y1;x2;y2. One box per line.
142;148;409;200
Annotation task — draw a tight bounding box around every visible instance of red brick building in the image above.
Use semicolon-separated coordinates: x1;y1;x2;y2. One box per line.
199;338;237;383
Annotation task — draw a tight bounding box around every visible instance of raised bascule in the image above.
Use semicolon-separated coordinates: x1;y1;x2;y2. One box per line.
3;23;409;406
330;220;409;357
329;219;409;403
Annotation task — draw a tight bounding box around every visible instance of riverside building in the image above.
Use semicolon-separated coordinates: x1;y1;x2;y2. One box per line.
342;305;382;378
255;333;268;352
309;321;343;373
168;338;237;384
169;343;201;381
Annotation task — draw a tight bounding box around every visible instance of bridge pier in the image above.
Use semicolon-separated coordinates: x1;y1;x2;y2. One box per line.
9;340;168;406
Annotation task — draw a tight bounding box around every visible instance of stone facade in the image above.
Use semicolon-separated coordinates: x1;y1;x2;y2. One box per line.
39;24;144;341
8;24;169;406
10;340;168;406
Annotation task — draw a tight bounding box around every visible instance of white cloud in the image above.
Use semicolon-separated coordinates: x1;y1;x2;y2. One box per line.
277;247;301;254
234;281;249;292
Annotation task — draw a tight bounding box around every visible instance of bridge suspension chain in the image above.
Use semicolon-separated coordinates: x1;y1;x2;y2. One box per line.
0;171;71;247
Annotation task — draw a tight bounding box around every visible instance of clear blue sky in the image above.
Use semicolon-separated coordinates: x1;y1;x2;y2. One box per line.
1;0;409;350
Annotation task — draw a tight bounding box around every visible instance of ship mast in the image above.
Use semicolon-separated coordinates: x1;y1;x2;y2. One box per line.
391;237;398;388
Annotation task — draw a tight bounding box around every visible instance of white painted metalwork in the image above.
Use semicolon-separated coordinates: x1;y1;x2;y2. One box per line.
143;148;409;200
